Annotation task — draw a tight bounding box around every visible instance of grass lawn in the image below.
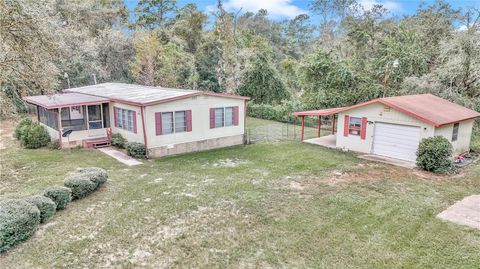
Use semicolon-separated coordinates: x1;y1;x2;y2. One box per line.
1;118;479;268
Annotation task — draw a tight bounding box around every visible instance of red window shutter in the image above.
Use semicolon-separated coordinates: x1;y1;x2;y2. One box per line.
233;106;239;126
360;117;367;140
113;107;118;127
186;110;192;132
155;112;162;135
132;111;137;134
343;115;349;137
210;108;215;129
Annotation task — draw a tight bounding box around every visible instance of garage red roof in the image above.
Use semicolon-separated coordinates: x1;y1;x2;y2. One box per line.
293;94;480;127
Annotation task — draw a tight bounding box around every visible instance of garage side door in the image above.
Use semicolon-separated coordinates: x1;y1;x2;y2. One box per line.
373;123;421;162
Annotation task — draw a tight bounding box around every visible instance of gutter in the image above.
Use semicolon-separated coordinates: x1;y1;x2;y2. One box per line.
140;106;148;158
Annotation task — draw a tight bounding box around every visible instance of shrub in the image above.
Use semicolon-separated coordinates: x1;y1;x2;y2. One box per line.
416;136;454;173
76;167;108;186
20;123;51;149
64;174;98;200
14;118;33;139
24;195;56;223
43;186;72;210
111;133;127;148
0;199;40;252
126;142;146;158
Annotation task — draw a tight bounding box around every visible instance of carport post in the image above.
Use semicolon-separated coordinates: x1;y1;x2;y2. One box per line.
332;114;336;134
301;116;305;141
317;116;321;137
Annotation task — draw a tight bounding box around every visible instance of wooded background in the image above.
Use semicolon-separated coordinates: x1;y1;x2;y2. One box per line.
1;0;479;121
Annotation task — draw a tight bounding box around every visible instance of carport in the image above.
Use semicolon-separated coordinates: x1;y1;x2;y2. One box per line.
292;107;345;141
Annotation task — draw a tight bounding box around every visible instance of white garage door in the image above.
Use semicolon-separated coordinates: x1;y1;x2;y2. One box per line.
372;122;421;162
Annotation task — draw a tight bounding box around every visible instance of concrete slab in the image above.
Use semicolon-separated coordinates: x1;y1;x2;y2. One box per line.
358;154;416;169
98;147;143;166
437;195;480;230
303;135;337;149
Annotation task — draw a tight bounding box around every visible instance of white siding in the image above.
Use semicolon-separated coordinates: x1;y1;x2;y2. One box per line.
144;95;245;149
434;119;475;154
336;102;435;154
109;102;144;143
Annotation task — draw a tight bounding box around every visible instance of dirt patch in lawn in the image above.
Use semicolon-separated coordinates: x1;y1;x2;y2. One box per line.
202;158;249;168
0;120;17;150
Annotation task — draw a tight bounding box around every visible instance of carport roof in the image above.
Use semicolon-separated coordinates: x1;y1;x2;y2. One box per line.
293;94;480;127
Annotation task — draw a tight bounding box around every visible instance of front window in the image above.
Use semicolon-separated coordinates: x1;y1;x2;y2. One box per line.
225;107;234;126
452;123;459;141
115;107;134;132
348;117;362;136
161;111;187;134
215;108;224;128
162;112;174;134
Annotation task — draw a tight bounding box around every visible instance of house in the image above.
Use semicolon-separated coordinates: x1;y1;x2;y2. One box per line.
23;83;249;158
293;94;480;162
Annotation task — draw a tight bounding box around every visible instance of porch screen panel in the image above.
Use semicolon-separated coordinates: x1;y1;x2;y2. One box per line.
38;106;58;130
88;105;103;129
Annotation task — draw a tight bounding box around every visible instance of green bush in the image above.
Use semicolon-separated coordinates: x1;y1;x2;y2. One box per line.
20;123;51;149
14;118;33;139
416;136;454;173
64;174;98;200
111;133;127;148
43;186;72;210
126;142;146;158
76;167;108;187
25;195;56;223
0;199;40;252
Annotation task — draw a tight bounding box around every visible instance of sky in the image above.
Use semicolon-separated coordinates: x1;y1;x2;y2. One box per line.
123;0;478;23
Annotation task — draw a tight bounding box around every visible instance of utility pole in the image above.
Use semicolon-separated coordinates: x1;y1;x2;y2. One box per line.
92;74;97;85
64;73;70;89
382;59;399;97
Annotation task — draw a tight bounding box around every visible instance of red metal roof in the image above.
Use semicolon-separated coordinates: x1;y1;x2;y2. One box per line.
293;94;480;127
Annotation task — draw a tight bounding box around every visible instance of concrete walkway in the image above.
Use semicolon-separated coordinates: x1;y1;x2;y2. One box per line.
98;147;143;166
303;135;337;149
437;195;480;230
358;154;416;169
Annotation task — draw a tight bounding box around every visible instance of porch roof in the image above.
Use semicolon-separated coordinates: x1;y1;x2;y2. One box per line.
23;93;109;109
292;107;347;117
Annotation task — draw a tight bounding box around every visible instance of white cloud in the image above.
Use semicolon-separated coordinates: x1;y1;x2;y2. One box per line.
358;0;400;12
219;0;306;19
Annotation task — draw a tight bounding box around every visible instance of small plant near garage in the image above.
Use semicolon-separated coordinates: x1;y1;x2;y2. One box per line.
416;136;454;173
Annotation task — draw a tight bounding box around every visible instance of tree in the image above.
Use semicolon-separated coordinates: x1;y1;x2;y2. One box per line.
237;54;289;104
0;0;61;117
282;14;315;59
134;0;177;29
172;3;207;54
300;50;379;109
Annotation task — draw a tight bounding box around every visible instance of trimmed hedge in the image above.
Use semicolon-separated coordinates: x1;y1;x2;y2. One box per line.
76;167;108;187
25;195;56;223
111;133;127;148
416;136;454;173
43;186;72;210
126;142;146;158
0;199;40;252
20;123;51;149
14;118;33;139
64;174;98;200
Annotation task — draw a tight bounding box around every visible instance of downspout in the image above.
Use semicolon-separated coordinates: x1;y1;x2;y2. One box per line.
140;106;148;158
244;99;247;144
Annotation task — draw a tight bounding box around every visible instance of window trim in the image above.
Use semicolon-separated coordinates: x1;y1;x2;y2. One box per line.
160;110;188;135
348;117;362;136
452;122;459;142
213;106;235;128
115;107;134;133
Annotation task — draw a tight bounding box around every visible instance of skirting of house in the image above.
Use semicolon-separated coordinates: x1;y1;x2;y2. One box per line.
148;134;245;158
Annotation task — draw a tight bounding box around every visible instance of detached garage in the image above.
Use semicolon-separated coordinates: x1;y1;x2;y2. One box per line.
294;94;480;162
